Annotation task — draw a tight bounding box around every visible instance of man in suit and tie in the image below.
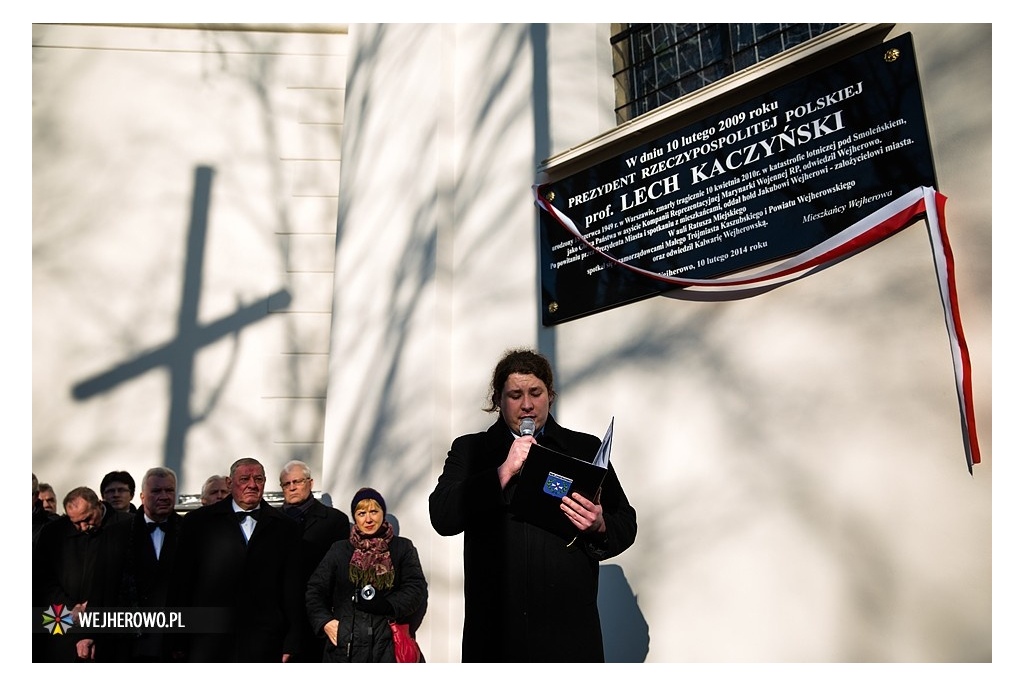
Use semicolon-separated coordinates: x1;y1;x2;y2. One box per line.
278;460;349;661
71;467;183;661
171;457;304;662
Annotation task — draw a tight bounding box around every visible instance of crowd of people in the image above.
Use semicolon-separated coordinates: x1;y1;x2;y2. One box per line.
32;347;637;663
32;461;427;663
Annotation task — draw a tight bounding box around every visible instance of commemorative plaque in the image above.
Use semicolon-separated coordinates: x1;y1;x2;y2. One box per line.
536;33;937;325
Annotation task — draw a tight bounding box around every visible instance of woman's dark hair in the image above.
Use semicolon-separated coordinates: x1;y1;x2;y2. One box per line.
486;348;556;412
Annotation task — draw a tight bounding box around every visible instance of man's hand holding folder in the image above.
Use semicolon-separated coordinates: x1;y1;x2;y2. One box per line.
508;418;614;540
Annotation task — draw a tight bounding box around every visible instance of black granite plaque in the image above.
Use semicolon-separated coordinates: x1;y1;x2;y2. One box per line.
536;33;936;325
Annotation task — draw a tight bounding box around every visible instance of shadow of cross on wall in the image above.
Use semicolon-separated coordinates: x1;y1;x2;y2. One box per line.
72;166;291;484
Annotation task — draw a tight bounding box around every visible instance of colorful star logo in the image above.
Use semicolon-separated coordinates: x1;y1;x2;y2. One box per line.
41;604;74;635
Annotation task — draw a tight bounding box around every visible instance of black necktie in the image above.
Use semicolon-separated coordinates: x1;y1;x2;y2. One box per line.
146;521;166;533
236;509;260;523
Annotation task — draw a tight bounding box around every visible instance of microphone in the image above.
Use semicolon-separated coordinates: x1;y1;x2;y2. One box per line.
519;417;536;436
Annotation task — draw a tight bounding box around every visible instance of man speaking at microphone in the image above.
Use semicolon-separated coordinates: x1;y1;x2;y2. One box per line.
429;347;637;662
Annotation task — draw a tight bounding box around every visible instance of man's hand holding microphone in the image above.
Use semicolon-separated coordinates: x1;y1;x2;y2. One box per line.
498;417;536;489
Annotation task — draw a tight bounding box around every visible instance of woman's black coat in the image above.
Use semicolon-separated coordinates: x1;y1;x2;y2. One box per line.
305;534;427;662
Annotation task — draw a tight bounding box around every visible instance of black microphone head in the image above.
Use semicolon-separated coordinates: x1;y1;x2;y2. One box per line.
520;418;536;436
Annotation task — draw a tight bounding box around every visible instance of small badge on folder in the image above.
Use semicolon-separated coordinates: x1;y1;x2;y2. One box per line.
543;472;573;498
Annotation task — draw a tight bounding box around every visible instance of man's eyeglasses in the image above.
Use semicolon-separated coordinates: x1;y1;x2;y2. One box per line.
235;476;266;486
280;478;310;489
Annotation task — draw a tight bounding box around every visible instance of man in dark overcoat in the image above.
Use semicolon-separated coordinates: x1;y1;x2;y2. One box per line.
33;486;131;662
278;459;350;661
92;466;184;661
429;348;638;662
170;457;304;662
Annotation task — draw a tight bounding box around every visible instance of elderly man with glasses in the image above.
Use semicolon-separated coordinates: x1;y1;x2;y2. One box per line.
278;460;350;662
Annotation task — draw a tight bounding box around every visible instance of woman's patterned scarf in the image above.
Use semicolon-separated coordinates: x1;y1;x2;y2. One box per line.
348;520;395;589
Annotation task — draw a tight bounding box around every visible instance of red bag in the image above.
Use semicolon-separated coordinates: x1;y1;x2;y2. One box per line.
389;621;422;663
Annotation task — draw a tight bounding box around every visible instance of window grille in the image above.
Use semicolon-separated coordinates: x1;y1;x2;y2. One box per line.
612;23;844;123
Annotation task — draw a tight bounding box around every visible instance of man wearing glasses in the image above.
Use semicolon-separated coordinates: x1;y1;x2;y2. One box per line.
278;460;349;661
170;457;304;662
100;471;137;513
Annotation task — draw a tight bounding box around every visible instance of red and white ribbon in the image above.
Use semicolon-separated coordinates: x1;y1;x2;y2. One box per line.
534;185;981;471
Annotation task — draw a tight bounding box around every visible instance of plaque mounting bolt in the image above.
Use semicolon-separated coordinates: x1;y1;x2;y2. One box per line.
884;48;900;63
547;302;559;314
545;191;556;202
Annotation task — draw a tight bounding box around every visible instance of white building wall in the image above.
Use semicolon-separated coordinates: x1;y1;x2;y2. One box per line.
32;24;348;497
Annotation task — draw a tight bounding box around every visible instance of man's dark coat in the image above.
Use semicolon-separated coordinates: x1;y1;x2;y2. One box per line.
170;497;304;662
93;508;184;661
32;501;58;547
32;505;132;662
429;416;637;662
284;496;349;661
289;497;350;582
